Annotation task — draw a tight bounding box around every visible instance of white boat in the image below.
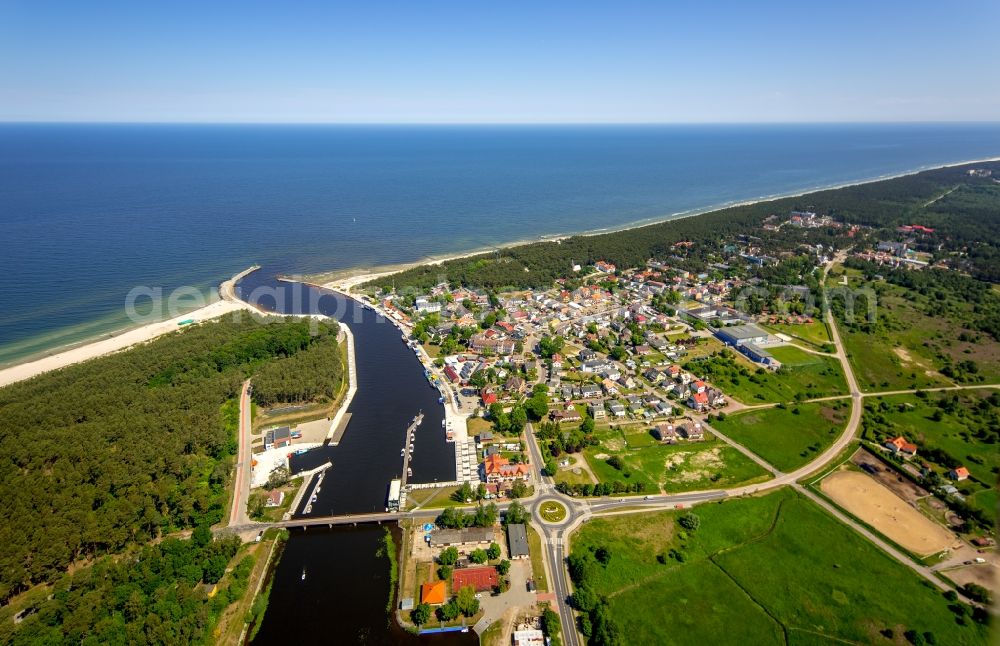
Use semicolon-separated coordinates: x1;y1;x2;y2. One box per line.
301;569;307;581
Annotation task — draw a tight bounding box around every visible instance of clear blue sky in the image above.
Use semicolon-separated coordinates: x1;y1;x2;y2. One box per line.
2;0;997;123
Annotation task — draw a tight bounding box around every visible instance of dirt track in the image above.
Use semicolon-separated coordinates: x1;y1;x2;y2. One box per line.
821;470;955;557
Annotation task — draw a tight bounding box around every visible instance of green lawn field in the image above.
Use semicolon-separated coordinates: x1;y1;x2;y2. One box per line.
693;345;847;404
712;401;849;472
569;489;989;645
582;430;772;493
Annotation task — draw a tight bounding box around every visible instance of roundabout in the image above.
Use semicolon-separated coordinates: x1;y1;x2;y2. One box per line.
537;499;568;524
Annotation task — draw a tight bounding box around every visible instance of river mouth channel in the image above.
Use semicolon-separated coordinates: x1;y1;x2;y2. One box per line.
239;274;473;644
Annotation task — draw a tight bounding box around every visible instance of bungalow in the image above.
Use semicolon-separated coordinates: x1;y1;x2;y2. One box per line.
885;436;918;458
265;490;285;507
948;466;970;481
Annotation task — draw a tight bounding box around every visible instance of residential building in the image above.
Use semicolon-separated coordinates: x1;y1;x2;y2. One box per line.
885;436;918;458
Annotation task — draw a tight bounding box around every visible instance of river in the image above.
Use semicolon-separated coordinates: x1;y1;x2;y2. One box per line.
238;273;475;644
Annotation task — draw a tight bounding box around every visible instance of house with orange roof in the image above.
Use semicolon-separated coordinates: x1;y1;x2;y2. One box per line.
884;436;918;458
948;466;970;481
421;580;447;605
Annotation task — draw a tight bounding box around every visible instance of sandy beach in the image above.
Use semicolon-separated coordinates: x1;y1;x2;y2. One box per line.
0;271;258;389
317;155;1000;294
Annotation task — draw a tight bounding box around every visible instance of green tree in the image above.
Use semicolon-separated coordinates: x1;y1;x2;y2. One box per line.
438;547;459;565
487;543;501;560
542;607;561;637
456;585;480;617
497;559;511;576
469;549;488;564
678;512;701;532
505;500;529;526
411;603;431;626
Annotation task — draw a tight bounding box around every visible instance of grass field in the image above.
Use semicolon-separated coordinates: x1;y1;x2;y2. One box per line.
712;401;849;472
835;280;1000;391
583;433;772;493
569;489;989;645
694;346;847;404
764;320;832;350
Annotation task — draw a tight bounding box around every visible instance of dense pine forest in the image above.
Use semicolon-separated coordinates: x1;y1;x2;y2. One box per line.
365;161;1000;291
0;530;245;645
0;314;340;603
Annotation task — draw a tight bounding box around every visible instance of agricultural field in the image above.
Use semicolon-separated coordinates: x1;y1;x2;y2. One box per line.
691;345;847;404
582;425;772;493
711;401;849;472
569;489;990;645
834;279;1000;391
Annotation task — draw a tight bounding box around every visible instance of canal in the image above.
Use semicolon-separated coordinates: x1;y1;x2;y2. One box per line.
238;273;474;644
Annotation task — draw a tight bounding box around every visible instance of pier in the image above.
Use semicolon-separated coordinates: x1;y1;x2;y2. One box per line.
326;321;357;444
395;411;424;509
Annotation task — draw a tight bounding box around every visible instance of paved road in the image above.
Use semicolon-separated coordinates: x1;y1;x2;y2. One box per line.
227;379;253;528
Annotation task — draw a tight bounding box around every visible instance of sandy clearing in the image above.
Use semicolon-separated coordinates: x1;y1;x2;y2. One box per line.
821;470;955;557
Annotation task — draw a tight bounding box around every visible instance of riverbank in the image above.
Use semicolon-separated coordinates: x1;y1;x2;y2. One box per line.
309;155;1000;294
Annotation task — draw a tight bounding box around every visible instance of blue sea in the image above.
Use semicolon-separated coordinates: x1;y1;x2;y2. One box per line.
1;123;999;365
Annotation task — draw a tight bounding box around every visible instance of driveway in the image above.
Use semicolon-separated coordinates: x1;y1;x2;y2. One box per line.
476;559;537;630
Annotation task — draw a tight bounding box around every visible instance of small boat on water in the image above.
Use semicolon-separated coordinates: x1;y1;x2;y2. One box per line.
400;448;405;457
407;467;412;476
301;569;307;581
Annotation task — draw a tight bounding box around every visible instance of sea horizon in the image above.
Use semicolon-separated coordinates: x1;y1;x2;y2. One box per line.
2;122;999;366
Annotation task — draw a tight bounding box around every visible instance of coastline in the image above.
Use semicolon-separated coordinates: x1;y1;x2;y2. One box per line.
312;155;1000;293
0;267;260;389
2;155;998;386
